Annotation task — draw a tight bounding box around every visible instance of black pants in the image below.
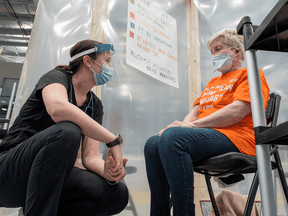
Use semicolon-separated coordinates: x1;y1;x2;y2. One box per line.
0;122;128;216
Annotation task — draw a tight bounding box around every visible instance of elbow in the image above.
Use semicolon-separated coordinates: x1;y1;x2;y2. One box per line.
82;157;90;167
233;108;250;123
231;101;251;122
48;109;62;123
49;112;63;123
82;156;94;170
47;101;68;123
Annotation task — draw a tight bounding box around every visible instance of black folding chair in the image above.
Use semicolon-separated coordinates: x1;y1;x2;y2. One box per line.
169;93;288;216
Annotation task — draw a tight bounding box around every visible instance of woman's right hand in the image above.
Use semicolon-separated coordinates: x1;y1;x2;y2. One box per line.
110;144;124;172
104;149;117;181
104;149;128;182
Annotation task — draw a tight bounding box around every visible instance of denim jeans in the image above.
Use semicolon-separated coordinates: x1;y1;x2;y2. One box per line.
144;127;240;216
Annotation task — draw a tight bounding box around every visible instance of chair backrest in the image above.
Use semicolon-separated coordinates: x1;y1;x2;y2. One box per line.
265;93;281;127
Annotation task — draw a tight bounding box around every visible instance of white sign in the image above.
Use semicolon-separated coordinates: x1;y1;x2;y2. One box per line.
126;0;179;88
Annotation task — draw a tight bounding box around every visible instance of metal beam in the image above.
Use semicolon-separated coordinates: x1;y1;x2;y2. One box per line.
33;0;38;7
0;14;34;21
0;27;31;35
0;40;28;46
0;0;35;6
2;52;26;57
0;35;29;40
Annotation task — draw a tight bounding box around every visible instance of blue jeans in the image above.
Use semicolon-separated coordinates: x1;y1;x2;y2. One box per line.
144;127;240;216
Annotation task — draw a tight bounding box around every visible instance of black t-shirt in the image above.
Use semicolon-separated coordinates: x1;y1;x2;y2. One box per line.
0;69;103;155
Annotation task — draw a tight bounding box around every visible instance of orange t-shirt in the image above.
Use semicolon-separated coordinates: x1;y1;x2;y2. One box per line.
193;68;270;156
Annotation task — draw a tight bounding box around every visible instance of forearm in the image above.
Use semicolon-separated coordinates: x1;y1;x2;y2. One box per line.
50;101;116;143
183;105;200;123
83;156;106;178
74;140;86;169
192;103;248;128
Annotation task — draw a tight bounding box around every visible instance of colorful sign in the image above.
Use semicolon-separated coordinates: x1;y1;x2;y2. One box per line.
126;0;179;88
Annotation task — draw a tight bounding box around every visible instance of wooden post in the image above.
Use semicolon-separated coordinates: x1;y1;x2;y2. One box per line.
187;0;209;215
89;0;110;99
187;0;201;108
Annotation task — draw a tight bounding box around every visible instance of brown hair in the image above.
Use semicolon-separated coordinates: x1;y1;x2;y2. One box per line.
55;39;102;74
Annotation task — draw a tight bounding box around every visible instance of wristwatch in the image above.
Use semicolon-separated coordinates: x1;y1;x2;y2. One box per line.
106;134;123;148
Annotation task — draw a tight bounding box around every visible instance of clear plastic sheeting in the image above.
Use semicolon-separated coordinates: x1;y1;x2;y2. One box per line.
100;1;189;215
1;0;94;215
6;0;189;215
10;0;95;125
195;0;288;215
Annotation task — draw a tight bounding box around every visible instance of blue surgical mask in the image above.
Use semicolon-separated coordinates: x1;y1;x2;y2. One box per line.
90;59;114;86
212;51;233;73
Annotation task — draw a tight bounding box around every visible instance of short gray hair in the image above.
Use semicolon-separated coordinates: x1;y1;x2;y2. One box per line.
207;29;245;61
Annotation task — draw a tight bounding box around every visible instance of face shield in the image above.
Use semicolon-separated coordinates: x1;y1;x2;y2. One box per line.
70;43;115;61
70;43;123;86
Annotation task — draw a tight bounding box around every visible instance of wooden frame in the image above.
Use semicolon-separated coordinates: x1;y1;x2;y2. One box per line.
90;0;110;99
186;0;206;215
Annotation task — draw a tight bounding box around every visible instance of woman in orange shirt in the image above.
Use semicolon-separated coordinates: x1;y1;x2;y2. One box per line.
144;29;270;216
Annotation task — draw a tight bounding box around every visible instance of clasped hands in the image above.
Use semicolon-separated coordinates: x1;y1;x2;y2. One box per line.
158;120;196;136
104;148;128;183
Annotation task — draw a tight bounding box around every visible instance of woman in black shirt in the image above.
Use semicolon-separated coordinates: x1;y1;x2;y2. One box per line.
0;40;128;216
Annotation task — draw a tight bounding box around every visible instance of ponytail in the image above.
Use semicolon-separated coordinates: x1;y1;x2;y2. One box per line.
55;65;73;71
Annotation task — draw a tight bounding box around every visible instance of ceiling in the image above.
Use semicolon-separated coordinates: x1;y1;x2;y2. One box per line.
0;0;38;64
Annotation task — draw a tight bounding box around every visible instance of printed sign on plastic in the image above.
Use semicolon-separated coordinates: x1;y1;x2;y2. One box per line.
126;0;179;88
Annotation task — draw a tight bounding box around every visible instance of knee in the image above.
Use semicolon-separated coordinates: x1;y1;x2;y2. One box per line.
159;127;181;147
157;127;190;155
56;121;81;135
56;121;81;137
160;127;182;141
52;121;82;150
144;135;159;157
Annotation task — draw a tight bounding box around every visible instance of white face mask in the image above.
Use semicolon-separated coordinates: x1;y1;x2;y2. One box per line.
212;50;235;73
212;54;232;73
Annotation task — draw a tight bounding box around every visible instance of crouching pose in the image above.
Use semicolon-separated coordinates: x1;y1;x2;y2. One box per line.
0;40;129;216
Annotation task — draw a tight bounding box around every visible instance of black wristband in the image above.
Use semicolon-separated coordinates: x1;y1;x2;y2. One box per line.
106;134;123;148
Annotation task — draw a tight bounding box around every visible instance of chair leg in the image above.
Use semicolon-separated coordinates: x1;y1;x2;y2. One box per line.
273;151;288;204
243;172;259;216
169;197;173;211
205;175;220;216
122;179;138;216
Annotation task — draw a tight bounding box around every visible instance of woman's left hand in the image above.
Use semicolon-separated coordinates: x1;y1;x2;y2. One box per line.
158;121;192;136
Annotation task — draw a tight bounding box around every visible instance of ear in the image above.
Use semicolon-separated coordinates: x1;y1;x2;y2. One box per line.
82;55;92;68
